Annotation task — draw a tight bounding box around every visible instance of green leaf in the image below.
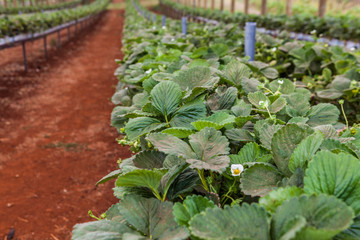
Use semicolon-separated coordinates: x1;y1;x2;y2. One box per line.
306;103;340;127
125;117;166;141
284;92;310;117
96;169;122;186
210;43;229;57
304;151;360;215
170;100;207;128
271;124;313;177
173;195;216;226
191;112;236;131
334;215;360;240
189;203;270;240
118;195;189;239
259;186;304;213
207;86;238;111
115;169;167;195
221;59;251;87
172;67;219;99
234;116;254;128
261;67;279;79
147;133;197;159
259;124;283;150
187;127;230;172
271;195;354;240
248;91;269;109
161;127;195;138
160;164;188;200
231;100;252;117
133;150;167;169
269;97;287;113
288;131;324;173
241;163;283;197
72;220;135;240
269;78;295;94
150;81;182;118
225;128;255;142
230;142;269;164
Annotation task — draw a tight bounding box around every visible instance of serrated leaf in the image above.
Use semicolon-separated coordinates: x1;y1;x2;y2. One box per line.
248;91;269;109
230;142;269;164
241;163;283;197
118;195;189;239
334;215;360;240
187;128;230;172
173;195;216;227
271;124;314;177
259;124;283;150
150;81;182;118
96;169;122;186
133;150;167;169
72;220;135;240
304;151;360;215
231;100;252;117
288;131;324;173
125;117;166;141
284;92;310;117
269;97;287;113
207;86;238;111
191;112;236;131
147;133;197;159
259;186;304;213
161;127;195;138
234;116;254;128
115;169;167;195
269;78;295;94
271;195;354;240
225;128;255;142
306;103;340;127
261;67;279;79
221;60;251;87
170;100;207;128
189;203;269;240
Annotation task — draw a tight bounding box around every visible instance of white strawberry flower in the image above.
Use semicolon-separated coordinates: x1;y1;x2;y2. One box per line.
277;79;284;85
271;47;277;52
231;164;244;176
145;69;152;74
259;100;269;109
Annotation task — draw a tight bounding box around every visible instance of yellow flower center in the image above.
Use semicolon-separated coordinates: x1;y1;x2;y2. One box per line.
233;168;240;175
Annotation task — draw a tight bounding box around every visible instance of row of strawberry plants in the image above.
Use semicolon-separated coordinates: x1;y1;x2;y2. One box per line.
0;0;109;37
160;0;360;42
0;0;80;15
72;1;360;239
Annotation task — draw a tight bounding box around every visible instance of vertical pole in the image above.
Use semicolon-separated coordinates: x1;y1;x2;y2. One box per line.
22;42;28;72
286;0;292;16
318;0;327;17
12;0;16;7
57;30;61;48
245;22;256;61
211;0;214;10
261;0;267;15
3;0;7;7
231;0;235;13
162;15;166;27
197;0;200;8
43;36;47;58
181;17;187;35
220;0;224;10
153;14;156;23
21;0;25;6
244;0;249;14
204;0;207;9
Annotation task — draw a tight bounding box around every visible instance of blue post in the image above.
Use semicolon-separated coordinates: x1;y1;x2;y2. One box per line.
162;15;166;28
153;14;156;23
182;17;187;35
19;11;22;15
245;22;256;61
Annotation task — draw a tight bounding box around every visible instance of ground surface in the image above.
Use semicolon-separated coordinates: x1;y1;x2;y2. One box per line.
0;2;128;239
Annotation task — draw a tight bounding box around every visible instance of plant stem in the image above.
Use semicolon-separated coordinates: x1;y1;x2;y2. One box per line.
197;169;209;192
340;101;349;129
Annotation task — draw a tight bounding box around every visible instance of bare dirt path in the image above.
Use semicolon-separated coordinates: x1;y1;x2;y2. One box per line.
0;2;128;239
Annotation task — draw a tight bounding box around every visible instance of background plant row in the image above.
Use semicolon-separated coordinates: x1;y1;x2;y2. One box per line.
0;0;80;15
72;1;360;239
0;0;109;37
160;0;360;42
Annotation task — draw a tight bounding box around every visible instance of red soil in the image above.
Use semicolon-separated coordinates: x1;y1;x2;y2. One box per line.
0;3;129;239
